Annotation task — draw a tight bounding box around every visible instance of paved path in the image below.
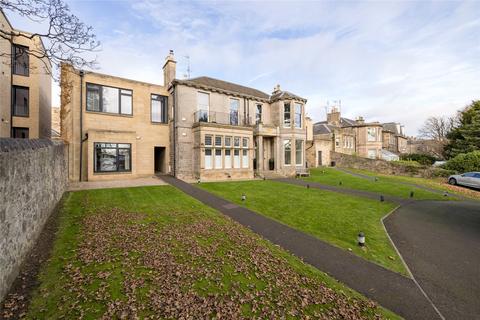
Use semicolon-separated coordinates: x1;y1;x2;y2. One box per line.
385;200;480;319
161;175;441;319
275;178;410;204
68;176;167;191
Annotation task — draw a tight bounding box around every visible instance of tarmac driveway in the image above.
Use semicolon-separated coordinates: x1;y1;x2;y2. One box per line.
385;200;480;319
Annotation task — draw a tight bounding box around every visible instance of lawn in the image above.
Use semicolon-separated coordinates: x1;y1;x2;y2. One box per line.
347;168;480;200
22;186;399;319
304;167;449;200
198;180;407;275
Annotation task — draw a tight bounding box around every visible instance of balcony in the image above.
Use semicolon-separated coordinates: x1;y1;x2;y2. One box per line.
194;110;252;126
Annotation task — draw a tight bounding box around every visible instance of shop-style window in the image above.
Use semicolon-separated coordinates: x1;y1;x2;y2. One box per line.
94;143;131;172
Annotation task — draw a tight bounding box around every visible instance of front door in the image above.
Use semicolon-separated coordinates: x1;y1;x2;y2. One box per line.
317;151;322;166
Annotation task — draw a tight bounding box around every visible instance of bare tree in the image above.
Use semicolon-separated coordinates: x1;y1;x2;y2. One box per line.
0;0;99;78
418;116;454;142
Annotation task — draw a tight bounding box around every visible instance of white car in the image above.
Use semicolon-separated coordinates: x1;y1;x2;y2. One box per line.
448;172;480;189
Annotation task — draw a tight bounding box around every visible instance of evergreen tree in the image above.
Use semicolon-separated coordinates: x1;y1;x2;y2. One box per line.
444;101;480;158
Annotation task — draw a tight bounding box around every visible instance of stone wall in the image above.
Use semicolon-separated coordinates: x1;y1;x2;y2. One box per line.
0;139;67;302
330;152;450;178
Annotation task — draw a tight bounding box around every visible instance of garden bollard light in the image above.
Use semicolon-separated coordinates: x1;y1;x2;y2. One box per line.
444;192;449;197
241;193;246;201
358;232;365;247
307;184;310;189
410;191;414;198
339;181;343;186
197;179;201;184
380;195;384;202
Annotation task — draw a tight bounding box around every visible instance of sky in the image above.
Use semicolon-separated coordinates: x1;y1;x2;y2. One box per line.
7;0;480;135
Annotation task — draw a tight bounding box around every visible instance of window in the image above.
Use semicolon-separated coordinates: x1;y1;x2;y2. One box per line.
151;94;168;123
295;140;303;165
204;149;212;169
234;150;240;168
367;128;376;142
12;127;29;139
225;150;232;169
255;104;262;124
234;136;240;147
86;83;132;115
335;137;340;147
225;136;232;147
294;103;302;128
284;139;291;165
94;143;131;172
215;149;222;169
367;149;376;159
12;44;29;76
242;137;248;148
242;149;249;168
204;135;212;146
197;92;209;122
230;99;239;125
215;136;222;147
284;103;291;127
12;86;29;116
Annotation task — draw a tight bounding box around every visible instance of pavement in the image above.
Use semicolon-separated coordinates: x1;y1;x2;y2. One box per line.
68;176;167;191
385;200;480;319
161;175;442;320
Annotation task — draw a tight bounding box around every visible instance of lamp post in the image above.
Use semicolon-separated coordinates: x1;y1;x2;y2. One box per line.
358;232;365;247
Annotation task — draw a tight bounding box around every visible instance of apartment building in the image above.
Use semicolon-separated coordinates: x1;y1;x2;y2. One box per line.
0;10;51;139
170;78;307;181
60;53;172;181
307;107;406;167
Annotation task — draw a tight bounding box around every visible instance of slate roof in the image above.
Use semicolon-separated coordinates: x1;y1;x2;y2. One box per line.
313;122;335;135
382;122;400;134
174;76;306;103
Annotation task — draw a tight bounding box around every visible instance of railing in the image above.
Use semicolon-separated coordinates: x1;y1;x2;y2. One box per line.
194;110;252;126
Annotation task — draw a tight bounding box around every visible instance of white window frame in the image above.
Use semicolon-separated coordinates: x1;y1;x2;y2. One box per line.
225;136;232;147
234;149;240;168
295;139;303;166
367;127;376;142
215;135;222;147
294;103;302;128
204;135;213;147
215;149;222;169
283;103;291;128
205;149;213;169
242;149;249;168
225;149;232;169
242;137;249;148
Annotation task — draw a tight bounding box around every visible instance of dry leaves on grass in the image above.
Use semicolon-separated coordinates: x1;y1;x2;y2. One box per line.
48;208;385;319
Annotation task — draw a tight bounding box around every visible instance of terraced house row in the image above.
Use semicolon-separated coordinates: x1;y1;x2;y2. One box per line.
61;51;308;182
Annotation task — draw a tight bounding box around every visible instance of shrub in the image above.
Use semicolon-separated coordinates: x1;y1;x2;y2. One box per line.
400;153;437;166
392;160;422;167
444;151;480;173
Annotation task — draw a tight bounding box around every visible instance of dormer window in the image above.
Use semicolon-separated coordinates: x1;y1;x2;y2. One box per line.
283;102;291;128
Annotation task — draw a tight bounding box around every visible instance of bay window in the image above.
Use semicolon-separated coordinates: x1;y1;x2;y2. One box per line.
284;103;291;127
225;150;232;168
295;140;303;165
215;149;222;168
204;149;212;169
294;103;302;128
242;150;249;168
284;139;291;165
234;150;240;168
367;127;376;141
94;143;131;173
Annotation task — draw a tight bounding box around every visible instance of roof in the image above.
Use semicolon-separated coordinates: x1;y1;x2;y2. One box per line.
382;122;405;136
175;76;270;101
270;90;307;103
313;122;335;135
174;76;307;103
340;117;356;127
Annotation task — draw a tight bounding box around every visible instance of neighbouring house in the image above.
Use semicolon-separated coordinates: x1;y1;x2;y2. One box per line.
306;106;407;167
170;78;307;181
51;106;60;138
0;10;52;139
406;137;445;159
61;50;308;182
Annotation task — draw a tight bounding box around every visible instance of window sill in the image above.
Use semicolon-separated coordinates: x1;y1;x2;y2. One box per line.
12;114;29;118
86;110;134;118
93;171;132;175
13;73;30;77
151;122;169;125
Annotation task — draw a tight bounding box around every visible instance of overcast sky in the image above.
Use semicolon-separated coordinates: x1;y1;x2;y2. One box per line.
8;0;480;135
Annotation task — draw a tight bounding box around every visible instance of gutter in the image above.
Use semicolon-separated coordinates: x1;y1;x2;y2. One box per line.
78;70;85;181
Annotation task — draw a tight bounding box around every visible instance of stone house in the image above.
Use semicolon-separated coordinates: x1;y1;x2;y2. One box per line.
0;10;51;139
61;50;307;182
306;107;406;167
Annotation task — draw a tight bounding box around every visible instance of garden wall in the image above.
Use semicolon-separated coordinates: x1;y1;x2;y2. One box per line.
330;152;450;178
0;139;67;302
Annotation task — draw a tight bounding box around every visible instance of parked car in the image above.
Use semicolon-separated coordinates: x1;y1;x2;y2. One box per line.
448;172;480;189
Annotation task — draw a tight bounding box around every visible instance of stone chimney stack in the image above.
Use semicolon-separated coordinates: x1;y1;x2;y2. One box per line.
163;49;176;87
327;106;341;126
356;116;365;124
272;84;281;94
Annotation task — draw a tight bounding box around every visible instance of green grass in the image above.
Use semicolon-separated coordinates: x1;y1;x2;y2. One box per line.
26;186;399;319
198;180;407;275
304;167;449;200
